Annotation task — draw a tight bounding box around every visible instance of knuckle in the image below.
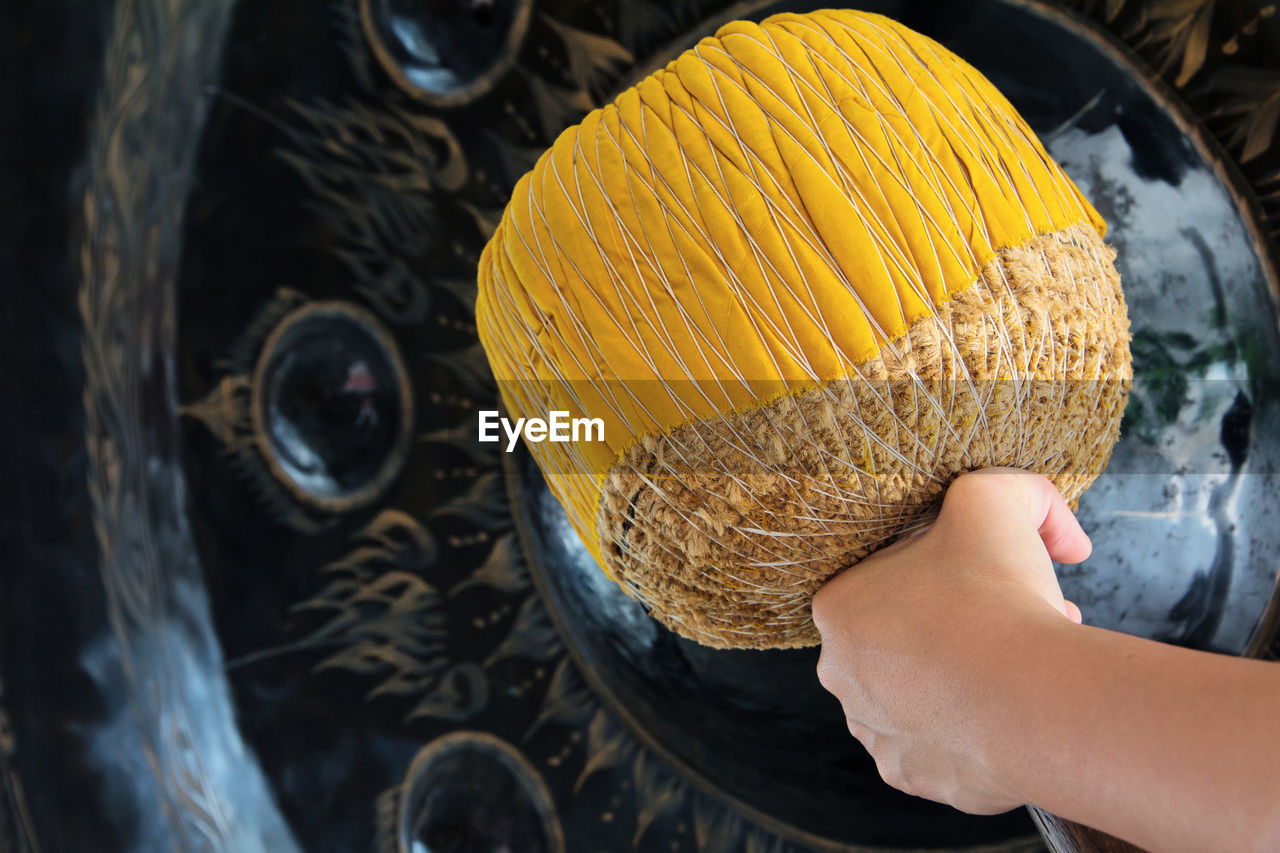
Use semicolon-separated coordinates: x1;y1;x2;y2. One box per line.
810;586;835;634
844;717;864;741
896;767;919;798
815;649;839;692
867;744;920;798
876;760;906;794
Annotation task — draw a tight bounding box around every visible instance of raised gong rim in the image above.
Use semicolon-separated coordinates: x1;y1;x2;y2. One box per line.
503;0;1280;850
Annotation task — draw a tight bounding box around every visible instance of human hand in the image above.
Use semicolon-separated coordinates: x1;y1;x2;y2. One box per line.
812;468;1090;814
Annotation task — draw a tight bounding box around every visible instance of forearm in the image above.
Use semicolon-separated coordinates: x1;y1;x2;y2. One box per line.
984;620;1280;852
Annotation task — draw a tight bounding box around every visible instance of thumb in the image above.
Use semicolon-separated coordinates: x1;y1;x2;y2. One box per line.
939;469;1090;620
941;468;1092;564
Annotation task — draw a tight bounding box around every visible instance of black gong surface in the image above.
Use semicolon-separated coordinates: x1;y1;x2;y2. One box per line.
508;0;1280;848
4;0;1280;852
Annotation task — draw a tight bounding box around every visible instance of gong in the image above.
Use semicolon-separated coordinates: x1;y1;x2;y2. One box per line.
506;0;1280;849
3;0;1279;851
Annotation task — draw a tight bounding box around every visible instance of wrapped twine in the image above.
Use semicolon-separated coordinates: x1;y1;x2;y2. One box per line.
477;9;1132;649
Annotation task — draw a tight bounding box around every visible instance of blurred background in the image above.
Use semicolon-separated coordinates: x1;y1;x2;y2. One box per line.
3;1;1280;851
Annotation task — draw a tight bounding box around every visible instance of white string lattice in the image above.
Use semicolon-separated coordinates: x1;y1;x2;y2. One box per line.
477;11;1132;647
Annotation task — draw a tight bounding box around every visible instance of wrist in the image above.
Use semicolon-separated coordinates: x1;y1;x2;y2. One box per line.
967;611;1086;809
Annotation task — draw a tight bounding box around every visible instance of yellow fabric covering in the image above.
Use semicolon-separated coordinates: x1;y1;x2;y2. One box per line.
476;9;1108;572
